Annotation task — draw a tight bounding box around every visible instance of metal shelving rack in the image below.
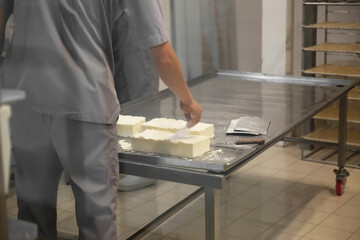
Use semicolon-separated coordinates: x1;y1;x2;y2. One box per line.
301;0;360;168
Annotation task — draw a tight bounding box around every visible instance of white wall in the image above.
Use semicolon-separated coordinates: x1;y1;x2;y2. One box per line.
235;0;262;72
262;0;287;75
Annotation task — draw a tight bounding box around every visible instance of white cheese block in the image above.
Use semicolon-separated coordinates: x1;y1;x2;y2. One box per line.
142;118;214;138
117;115;146;137
131;129;210;158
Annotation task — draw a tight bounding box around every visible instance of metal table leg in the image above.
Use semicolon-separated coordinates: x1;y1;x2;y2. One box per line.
334;93;350;195
205;187;220;240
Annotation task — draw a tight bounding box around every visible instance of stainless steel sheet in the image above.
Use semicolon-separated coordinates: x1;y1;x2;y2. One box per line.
119;71;355;173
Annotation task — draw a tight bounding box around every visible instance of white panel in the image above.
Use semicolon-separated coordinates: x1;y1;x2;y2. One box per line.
262;0;287;74
235;0;262;72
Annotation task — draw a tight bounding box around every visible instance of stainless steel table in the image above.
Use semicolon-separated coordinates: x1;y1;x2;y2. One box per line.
118;71;355;240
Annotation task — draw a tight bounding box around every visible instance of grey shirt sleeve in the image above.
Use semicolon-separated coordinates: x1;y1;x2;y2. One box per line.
125;0;168;49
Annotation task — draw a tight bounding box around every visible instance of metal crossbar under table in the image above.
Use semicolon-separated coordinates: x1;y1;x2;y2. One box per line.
119;71;355;240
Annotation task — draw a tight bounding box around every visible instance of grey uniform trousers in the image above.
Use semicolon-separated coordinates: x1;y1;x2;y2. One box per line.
10;103;119;240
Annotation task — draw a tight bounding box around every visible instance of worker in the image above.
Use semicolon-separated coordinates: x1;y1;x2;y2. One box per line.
114;0;166;192
0;1;201;240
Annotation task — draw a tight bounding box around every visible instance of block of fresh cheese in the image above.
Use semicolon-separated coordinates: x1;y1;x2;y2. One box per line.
131;129;210;158
117;115;146;137
142;118;214;138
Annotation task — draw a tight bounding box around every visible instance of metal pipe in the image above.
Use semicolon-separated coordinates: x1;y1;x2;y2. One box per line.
338;94;348;169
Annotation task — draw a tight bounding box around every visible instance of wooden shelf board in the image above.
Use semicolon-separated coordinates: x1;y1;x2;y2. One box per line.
303;42;360;53
304;1;360;6
314;107;360;123
349;86;360;100
303;64;360;78
304;21;360;30
302;126;360;147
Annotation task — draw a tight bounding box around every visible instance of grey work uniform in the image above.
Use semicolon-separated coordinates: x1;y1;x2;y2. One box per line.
0;1;150;240
114;0;168;104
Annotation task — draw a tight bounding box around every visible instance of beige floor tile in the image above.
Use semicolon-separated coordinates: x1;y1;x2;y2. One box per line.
284;161;322;175
257;155;298;170
256;177;295;191
57;200;75;213
240;184;285;201
150;220;184;236
117;211;154;228
57;215;78;233
170;225;205;240
115;223;134;236
313;165;339;178
117;228;138;239
125;183;170;200
286;208;330;225
58;184;74;198
283;182;326;198
301;197;344;213
242;209;283;226
348;232;360;240
271;218;316;237
347;170;360;182
271;170;307;182
228;171;263;186
142;232;165;240
342;181;360;193
244;166;279;179
254;229;302;240
254;201;298;217
320;214;360;233
226;194;267;210
221;180;254;196
168;208;203;225
57;210;75;224
116;206;128;216
259;146;287;158
154;191;187;205
116;195;146;210
304;225;352;240
219;234;247;240
299;175;334;188
271;191;312;207
57;226;78;237
347;192;360;207
188;214;234;229
7;206;18;218
6;197;17;209
334;204;360;220
222;218;269;240
169;184;200;196
158;237;184;240
312;188;355;203
184;196;205;213
219;203;250;221
57;193;74;206
132;200;172;217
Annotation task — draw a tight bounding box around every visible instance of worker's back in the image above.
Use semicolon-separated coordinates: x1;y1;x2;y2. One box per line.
1;0;123;123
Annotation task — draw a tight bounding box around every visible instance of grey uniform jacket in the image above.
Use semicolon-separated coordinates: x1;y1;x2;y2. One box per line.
0;0;168;123
113;0;168;104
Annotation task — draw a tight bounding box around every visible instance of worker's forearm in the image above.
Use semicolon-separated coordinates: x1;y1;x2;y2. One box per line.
150;42;194;105
150;41;202;126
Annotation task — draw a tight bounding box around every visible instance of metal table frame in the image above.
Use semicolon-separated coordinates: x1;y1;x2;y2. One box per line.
118;71;355;240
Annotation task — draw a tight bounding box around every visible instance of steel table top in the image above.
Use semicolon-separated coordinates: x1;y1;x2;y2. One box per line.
118;70;355;174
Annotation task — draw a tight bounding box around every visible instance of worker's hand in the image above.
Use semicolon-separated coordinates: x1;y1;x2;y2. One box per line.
180;99;202;128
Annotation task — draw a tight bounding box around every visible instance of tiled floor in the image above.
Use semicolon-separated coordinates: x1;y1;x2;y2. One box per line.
6;143;360;240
